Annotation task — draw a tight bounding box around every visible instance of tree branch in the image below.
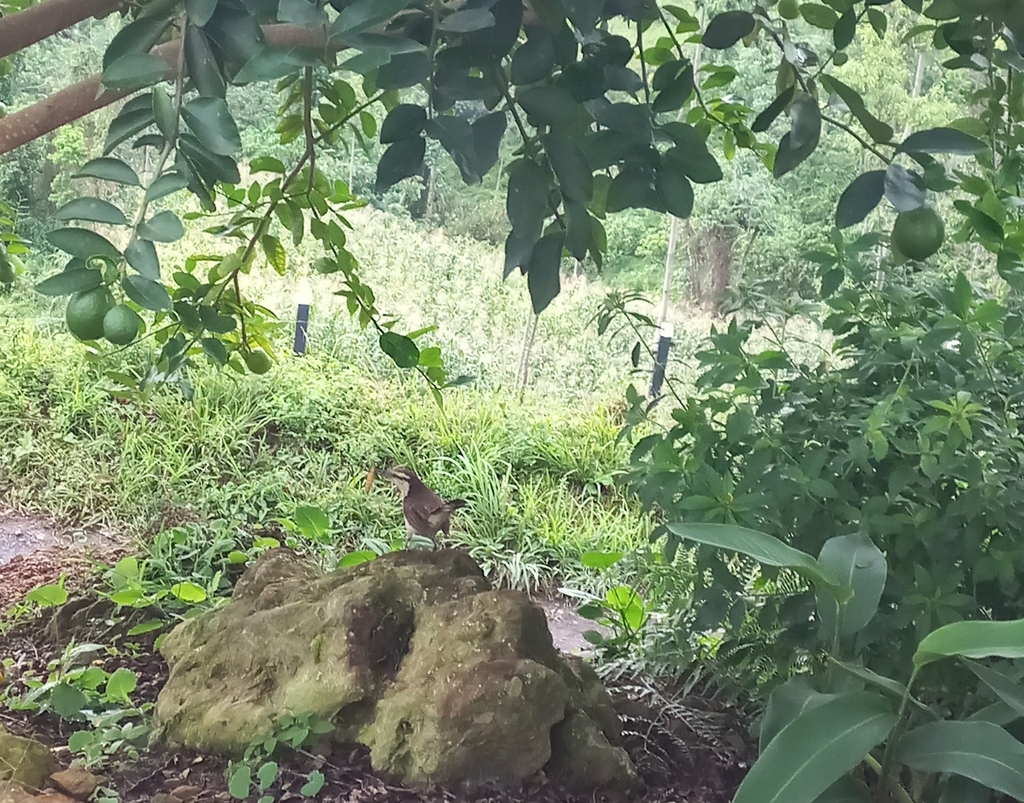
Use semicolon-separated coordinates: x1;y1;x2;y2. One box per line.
0;0;123;61
0;24;329;157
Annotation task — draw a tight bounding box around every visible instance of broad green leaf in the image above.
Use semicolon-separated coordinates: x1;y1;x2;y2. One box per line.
67;731;94;753
184;23;227;99
953;271;972;318
228;765;251;800
511;34;555;85
581;551;625;570
820;75;893;143
426;116;479;183
145;172;190;203
256;761;279;790
884;164;926;212
752;86;796;133
380;332;420;368
867;8;887;37
759;677;840;751
897;127;986;155
300;771;325;796
545;136;593;202
790;93;822;150
816;533;886;639
54;198;128;226
102;53;170;91
152;86;177;140
966;660;1024;718
127;620;165;636
104;95;156;154
800;3;839;28
702;11;756;49
915;619;1024;667
26;582;68;607
338;551;377;568
506;158;548;235
375;136;426;194
516;85;591;128
138;211;185;242
170;581;208;603
661;125;723;183
293;505;330;540
833;10;856;49
185;0;219;26
102;15;172;71
261;234;287;275
205;4;265;64
836;171;885;229
46;229;121;262
894;721;1024;800
377;51;432;90
125;239;161;281
74;158;140;186
734;692;897;803
607;167;662;213
104;667;138;701
828;659;936;716
233;45;320;84
527;230;565;314
181;97;242;156
655;158;694;219
332;0;416;38
652;64;695;113
380;104;427;143
471;111;506;178
279;0;327;27
504;228;541;278
813;776;871;803
773;129;820;179
563;199;592;261
49;683;89;720
438;8;494;32
667;523;848;598
123;275;173;312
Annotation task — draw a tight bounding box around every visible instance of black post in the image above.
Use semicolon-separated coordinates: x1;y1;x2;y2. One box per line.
649;322;673;400
293;302;310;355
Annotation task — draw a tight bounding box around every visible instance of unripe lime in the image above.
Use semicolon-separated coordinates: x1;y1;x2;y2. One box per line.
891;207;945;262
243;349;273;374
66;287;115;341
103;304;141;345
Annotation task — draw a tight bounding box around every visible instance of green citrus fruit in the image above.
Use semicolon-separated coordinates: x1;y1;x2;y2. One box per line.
243;349;273;375
891;207;945;262
103;304;141;345
778;0;800;19
66;287;115;341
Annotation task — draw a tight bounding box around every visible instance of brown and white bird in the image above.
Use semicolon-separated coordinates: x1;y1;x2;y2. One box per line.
383;466;466;545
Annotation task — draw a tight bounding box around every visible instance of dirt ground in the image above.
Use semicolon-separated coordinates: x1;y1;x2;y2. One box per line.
0;514;753;803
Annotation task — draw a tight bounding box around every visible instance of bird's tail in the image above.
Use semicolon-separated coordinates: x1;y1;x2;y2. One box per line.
446;499;468;511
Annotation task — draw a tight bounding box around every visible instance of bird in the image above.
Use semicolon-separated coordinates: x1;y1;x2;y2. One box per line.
382;466;467;547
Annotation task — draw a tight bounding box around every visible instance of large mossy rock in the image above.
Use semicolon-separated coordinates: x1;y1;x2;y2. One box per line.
153;549;639;794
0;725;58;794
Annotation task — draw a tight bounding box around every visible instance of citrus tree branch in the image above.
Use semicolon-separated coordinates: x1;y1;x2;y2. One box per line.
0;24;329;157
0;0;123;61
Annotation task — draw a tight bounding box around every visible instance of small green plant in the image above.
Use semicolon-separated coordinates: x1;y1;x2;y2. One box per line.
669;522;1024;803
226;713;333;802
562;551;651;658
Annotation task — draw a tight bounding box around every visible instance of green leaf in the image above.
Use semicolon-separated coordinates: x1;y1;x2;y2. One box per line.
789;92;822;150
702;11;756;49
185;23;227;98
607;167;662;213
813;776;872;803
655;157;694;219
581;551;625;570
300;771;325;796
511;34;555;85
332;0;416;38
833;10;856;49
54;198;128;226
261;234;287;275
181;97;242;156
867;8;887;37
127;620;165;636
516;85;591;128
380;332;421;368
526;230;565;314
836;171;885;229
146;172;190;203
152;86;177;140
471;111;506;179
338;551;377;568
661;124;723;183
953;271;972;318
46;229;121;262
800;3;839;28
125;239;161;281
256;761;279;791
294;505;330;540
375;136;426;194
378;51;432;90
380;103;427;143
734;692;897;803
26;582;68;607
773;130;819;179
49;683;89;720
104;96;156;154
816;534;886;639
74;157;140;186
506;158;548;235
229;765;252;800
914;619;1024;667
67;731;95;753
439;8;494;32
966;661;1024;718
123;275;173;312
279;0;327;27
821;75;893;144
170;581;208;603
897;127;986;155
138;211;184;242
752;86;796;133
894;721;1024;800
102;15;172;71
667;523;848;599
104;667;138;701
652;63;695;113
102;53;170;91
760;678;840;751
185;0;219;26
884;164;926;212
544;136;593;202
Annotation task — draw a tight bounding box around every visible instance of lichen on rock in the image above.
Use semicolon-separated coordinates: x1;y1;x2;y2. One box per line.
153;548;639;794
